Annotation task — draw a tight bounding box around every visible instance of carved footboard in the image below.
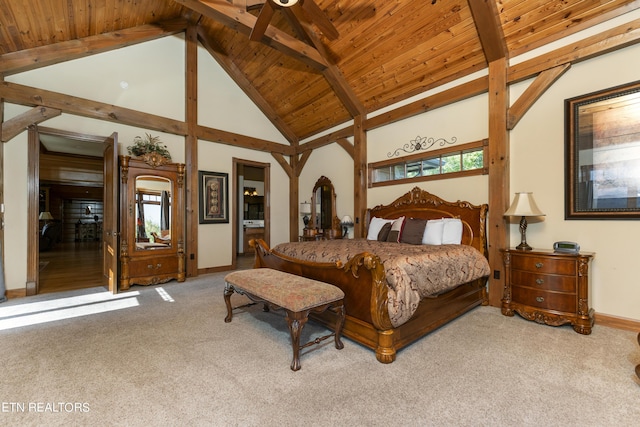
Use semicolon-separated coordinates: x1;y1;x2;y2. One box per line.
252;239;398;363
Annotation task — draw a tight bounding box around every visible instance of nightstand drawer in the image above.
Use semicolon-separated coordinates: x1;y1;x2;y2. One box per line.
510;270;576;293
511;256;576;275
512;286;576;313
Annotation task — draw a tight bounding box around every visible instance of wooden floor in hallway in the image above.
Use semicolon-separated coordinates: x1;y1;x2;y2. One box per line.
38;241;103;294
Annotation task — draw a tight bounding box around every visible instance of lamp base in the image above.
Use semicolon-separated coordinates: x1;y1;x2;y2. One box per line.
515;242;533;251
516;216;532;250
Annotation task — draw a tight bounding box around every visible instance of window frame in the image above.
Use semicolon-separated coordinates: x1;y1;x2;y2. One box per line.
368;139;488;188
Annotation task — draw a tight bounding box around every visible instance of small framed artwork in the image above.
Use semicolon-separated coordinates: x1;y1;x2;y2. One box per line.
198;170;229;224
565;80;640;219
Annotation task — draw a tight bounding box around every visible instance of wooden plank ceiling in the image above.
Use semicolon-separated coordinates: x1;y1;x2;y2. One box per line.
0;0;638;143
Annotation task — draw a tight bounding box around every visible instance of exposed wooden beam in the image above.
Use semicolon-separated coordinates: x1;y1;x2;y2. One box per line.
0;19;188;76
336;138;354;159
509;18;640;84
353;115;367;238
0;80;290;155
487;57;510;308
467;0;508;63
197;27;299;144
290;5;364;117
175;0;328;71
295;149;313;177
1;107;61;142
0;81;187;135
297;125;354;153
185;23;199;279
366;77;490;131
508;64;571;130
197;124;294;155
271;152;292;178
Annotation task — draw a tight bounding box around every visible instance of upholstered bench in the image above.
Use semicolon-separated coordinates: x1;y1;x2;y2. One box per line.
224;268;345;371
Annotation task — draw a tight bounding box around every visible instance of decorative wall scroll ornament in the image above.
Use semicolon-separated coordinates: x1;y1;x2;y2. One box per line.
387;135;457;158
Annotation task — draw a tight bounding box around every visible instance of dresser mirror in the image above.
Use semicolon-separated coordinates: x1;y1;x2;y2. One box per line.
311;176;341;237
135;176;172;249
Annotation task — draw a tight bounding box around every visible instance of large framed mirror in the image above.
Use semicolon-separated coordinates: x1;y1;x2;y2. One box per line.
135;176;172;249
311;176;341;238
565;80;640;219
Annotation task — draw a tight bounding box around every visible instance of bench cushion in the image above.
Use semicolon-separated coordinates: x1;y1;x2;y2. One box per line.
224;268;344;312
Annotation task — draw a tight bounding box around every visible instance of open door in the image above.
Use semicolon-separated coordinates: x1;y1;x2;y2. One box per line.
102;133;119;293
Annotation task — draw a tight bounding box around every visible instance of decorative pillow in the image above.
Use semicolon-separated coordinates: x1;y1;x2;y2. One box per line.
422;219;444;245
366;217;393;240
442;218;463;244
400;218;427;245
386;216;405;243
377;222;392;241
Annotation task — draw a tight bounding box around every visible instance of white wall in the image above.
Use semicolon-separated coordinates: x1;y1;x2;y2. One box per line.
509;43;640;320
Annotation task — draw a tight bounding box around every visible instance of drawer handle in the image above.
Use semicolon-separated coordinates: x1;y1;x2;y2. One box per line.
536;296;544;303
147;263;162;269
535;262;543;269
535;278;544;285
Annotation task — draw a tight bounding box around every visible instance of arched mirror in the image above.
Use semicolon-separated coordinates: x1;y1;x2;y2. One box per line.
135;176;172;249
311;176;341;238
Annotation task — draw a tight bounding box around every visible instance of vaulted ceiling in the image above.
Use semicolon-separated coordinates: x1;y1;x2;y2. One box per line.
0;0;638;144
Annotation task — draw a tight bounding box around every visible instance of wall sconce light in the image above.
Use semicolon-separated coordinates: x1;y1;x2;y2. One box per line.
300;201;311;228
504;192;545;250
341;215;354;239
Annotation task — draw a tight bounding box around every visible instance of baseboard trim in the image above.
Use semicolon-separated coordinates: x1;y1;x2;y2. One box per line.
197;265;234;275
5;288;27;299
595;312;640;332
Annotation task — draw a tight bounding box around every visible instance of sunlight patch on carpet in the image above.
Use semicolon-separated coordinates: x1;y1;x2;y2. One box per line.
155;287;175;302
0;291;141;331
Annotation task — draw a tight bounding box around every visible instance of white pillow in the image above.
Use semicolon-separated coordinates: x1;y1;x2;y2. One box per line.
422;219;444;245
366;217;394;240
442;218;463;244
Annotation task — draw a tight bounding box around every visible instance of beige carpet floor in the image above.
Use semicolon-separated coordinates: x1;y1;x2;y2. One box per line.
0;270;639;426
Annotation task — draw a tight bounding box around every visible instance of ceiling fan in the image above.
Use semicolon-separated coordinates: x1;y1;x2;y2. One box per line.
249;0;339;42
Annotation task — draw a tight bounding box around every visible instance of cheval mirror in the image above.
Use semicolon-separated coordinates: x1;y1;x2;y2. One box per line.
311;176;341;239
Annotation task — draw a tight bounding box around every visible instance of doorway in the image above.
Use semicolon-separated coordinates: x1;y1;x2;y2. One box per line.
28;127;112;295
232;158;270;269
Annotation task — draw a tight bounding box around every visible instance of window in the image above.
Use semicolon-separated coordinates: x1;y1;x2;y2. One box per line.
369;139;488;187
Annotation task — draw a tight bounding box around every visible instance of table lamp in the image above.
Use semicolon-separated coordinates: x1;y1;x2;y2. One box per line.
341;215;354;238
504;192;545;250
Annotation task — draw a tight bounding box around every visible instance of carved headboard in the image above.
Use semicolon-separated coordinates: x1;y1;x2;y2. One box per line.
365;187;488;257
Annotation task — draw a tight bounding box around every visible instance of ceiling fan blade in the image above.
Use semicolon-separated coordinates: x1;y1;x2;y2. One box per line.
250;1;275;42
300;0;339;40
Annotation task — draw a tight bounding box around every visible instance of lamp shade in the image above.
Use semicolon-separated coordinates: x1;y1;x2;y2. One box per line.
39;211;53;221
300;202;312;215
341;215;354;226
504;192;545;217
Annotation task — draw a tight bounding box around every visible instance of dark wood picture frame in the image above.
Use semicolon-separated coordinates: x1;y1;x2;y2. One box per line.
198;170;229;224
565;80;640;219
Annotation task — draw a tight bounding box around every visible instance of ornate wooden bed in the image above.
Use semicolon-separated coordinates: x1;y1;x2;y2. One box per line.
252;187;489;363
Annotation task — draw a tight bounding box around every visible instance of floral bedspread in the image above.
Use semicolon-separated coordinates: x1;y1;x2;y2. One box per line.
272;239;491;327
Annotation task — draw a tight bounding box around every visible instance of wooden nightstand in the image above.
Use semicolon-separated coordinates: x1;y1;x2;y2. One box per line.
501;248;595;334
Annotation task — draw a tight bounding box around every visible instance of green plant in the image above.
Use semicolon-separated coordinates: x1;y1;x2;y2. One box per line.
127;133;171;160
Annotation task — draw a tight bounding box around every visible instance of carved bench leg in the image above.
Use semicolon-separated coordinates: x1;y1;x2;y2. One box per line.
285;310;309;371
223;284;234;323
333;303;345;350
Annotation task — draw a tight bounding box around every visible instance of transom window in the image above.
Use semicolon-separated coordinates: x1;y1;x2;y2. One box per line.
368;139;488;187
